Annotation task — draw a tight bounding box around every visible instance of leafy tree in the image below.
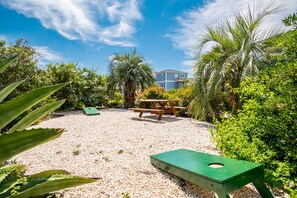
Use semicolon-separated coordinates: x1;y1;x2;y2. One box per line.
0;55;96;197
189;2;282;119
108;49;155;108
0;39;49;100
283;12;297;28
45;63;107;109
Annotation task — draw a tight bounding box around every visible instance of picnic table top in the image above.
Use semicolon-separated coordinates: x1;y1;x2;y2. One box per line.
150;149;263;183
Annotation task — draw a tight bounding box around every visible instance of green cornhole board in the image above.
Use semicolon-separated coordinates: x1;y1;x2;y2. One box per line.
150;149;274;198
83;107;100;115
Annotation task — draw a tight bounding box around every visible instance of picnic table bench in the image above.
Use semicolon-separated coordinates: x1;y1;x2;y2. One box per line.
150;149;274;198
128;108;165;120
129;99;182;120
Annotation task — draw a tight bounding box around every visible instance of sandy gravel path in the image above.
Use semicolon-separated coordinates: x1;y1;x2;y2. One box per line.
14;109;279;198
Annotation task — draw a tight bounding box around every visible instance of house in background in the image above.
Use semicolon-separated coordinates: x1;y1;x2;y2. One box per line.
155;69;188;91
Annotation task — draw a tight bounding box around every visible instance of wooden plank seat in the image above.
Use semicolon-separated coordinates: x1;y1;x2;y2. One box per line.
150;149;274;198
155;106;186;110
128;108;165;120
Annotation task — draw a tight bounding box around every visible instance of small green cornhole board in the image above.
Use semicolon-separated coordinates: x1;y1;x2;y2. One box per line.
150;149;273;198
83;107;100;115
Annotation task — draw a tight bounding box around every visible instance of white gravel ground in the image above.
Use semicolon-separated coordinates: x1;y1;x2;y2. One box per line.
14;109;285;198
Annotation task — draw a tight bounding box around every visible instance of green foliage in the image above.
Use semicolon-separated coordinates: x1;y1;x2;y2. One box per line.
211;27;297;195
0;39;49;100
108;48;155;108
190;2;282;119
165;86;192;107
107;92;124;108
45;63;107;110
0;55;96;197
137;85;167;100
283;12;297;28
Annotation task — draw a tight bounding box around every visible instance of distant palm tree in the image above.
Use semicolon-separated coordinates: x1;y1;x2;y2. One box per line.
108;49;155;108
189;1;283;119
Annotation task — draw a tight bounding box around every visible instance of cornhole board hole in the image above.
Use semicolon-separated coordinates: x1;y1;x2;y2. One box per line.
150;149;273;198
83;107;100;115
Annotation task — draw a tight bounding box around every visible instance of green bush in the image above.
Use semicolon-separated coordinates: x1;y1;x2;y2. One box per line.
211;61;297;195
166;86;192;106
45;63;107;110
137;85;167;100
107;92;124;108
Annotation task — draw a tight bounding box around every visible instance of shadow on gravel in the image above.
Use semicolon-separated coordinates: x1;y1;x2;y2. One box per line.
130;115;183;123
155;168;272;198
155;169;216;198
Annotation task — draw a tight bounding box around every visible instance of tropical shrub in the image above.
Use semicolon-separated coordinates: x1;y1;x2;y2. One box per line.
211;24;297;195
45;63;107;110
166;86;192;107
0;55;96;197
189;2;282;119
107;92;124;108
137;85;167;100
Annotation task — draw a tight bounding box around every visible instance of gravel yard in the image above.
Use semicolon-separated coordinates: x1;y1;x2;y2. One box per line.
14;109;279;198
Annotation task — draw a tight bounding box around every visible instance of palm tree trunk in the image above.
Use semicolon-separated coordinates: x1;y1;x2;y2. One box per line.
230;74;241;114
124;81;136;108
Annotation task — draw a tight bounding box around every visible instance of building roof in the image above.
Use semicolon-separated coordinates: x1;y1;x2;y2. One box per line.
155;69;187;74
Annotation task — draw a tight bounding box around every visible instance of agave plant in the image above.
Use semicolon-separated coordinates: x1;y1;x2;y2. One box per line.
0;55;96;197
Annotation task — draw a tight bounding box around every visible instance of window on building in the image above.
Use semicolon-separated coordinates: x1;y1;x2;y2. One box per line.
174;74;178;79
161;73;164;80
180;74;185;78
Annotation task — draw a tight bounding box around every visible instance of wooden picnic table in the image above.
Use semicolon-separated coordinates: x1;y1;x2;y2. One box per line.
129;99;180;120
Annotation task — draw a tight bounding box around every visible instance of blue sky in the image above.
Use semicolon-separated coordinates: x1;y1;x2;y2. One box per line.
0;0;296;75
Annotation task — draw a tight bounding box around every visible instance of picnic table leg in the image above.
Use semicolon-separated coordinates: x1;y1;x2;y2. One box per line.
139;102;147;118
158;113;163;120
169;101;177;117
252;179;274;198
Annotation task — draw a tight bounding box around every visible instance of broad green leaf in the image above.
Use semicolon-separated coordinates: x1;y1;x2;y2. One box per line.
30;170;70;179
0;55;19;73
0;128;63;163
0;83;68;131
0;164;25;195
0;79;26;104
10;175;96;198
8;100;65;132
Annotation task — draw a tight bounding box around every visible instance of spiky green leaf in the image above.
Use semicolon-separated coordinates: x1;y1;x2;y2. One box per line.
10;175;96;198
30;170;70;178
0;83;68;131
0;79;26;104
0;164;25;195
0;55;19;73
0;128;63;163
0;164;25;184
8;100;65;132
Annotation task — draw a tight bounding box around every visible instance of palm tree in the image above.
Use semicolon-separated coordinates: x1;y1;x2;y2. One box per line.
189;1;283;119
108;49;155;108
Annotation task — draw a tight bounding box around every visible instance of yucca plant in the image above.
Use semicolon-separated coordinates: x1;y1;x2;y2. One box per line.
0;55;96;197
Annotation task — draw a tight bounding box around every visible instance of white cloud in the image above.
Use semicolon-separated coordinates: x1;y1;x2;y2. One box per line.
0;34;7;41
33;46;63;65
169;0;297;64
0;0;142;47
107;54;115;62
